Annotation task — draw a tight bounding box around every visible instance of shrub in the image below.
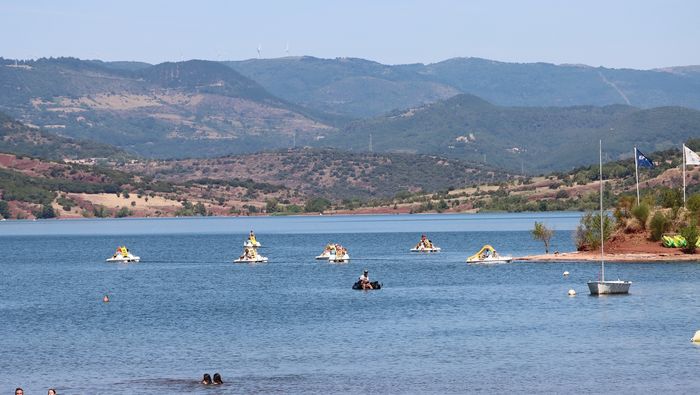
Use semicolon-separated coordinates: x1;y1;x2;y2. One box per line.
660;188;682;209
649;211;670;241
687;193;700;215
93;205;109;218
631;203;650;230
679;219;698;254
115;207;131;218
285;204;303;213
575;211;614;251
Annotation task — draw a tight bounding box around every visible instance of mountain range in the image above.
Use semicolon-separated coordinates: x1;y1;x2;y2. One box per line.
1;56;700;173
227;56;700;117
0;57;335;158
328;94;700;172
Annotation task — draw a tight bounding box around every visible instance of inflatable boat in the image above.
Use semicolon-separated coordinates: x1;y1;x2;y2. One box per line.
352;281;382;290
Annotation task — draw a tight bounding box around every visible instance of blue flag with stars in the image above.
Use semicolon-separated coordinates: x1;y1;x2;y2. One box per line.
636;149;654;168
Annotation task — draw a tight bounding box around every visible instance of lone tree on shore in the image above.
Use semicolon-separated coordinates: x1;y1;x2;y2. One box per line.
532;221;554;253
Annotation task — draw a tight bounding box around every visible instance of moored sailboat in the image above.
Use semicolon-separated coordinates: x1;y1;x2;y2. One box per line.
587;140;631;295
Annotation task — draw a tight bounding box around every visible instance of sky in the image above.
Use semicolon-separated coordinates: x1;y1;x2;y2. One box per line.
1;0;699;69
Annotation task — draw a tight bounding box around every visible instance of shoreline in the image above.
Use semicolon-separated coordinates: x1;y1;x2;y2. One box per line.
516;251;700;262
1;209;583;222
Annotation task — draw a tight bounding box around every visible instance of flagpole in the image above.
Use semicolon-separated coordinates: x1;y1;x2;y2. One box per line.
634;146;640;206
683;144;687;207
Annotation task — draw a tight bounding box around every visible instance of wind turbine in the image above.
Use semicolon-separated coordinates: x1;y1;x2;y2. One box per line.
257;44;262;59
285;42;290;56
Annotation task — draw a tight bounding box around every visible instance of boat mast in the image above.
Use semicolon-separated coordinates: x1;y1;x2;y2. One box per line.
599;139;605;282
634;146;640;206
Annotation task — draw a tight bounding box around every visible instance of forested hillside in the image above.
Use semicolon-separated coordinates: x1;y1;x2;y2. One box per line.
329;94;700;172
0;57;337;158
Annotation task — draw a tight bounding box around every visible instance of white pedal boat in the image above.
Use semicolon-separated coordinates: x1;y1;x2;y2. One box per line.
328;253;350;263
315;251;332;260
466;244;512;264
234;255;268;263
106;253;140;263
410;246;441;252
466;255;513;264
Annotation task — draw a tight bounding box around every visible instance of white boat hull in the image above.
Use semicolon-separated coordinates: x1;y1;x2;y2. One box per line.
234;256;268;263
587;280;631;295
328;254;350;262
410;247;441;252
106;255;140;263
315;253;331;260
467;256;512;264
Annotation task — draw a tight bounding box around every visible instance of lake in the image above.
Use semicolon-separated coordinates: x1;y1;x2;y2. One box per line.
1;212;699;394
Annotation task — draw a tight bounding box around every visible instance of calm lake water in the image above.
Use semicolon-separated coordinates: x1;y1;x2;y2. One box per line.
1;212;699;394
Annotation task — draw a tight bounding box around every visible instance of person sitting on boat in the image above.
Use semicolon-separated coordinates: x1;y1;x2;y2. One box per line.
415;234;433;249
359;269;372;290
481;248;495;259
239;247;254;260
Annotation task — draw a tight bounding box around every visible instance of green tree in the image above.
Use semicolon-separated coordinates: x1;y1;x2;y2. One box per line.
531;221;554;253
194;202;207;216
679;219;698;254
0;200;9;219
305;197;331;213
265;198;280;213
35;204;56;219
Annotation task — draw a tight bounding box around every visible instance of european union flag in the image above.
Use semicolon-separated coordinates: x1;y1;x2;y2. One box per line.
636;149;654;168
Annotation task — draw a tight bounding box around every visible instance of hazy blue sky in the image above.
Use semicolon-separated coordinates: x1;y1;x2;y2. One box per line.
1;0;698;69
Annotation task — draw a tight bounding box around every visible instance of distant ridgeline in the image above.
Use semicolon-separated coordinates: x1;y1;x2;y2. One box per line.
1;57;700;174
326;94;700;173
226;56;700;117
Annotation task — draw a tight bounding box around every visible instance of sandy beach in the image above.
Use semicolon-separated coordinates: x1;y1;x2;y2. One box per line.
516;250;700;262
517;232;700;262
